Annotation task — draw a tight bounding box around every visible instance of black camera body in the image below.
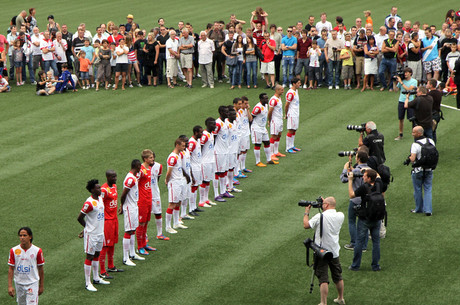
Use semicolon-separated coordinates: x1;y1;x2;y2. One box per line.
402;90;417;95
303;238;333;260
346;123;366;132
393;69;405;80
299;196;323;208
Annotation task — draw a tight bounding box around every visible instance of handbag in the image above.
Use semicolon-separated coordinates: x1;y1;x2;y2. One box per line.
254;45;264;61
226;56;237;66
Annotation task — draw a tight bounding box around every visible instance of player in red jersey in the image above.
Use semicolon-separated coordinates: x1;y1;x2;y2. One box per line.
267;85;286;161
8;227;44;304
99;170;124;279
77;179;110;292
137;149;156;255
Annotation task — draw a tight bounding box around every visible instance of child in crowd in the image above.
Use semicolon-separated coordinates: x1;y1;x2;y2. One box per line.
92;40;101;82
96;39;112;91
45;70;57;94
444;77;457;96
307;40;321;89
0;75;10;92
446;43;459;76
81;38;95;87
55;63;77;93
364;10;373;26
109;42;117;87
340;41;354;89
12;40;24;86
36;71;48;95
78;51;91;89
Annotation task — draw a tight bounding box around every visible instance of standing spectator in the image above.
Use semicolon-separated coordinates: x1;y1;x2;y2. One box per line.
231;35;244;89
379;30;398;91
316;13;333;34
96;39;111;90
269;24;282;85
317;29;328;86
353;29;367;89
362;35;379;92
72;27;86;74
385;18;397;33
179;28;195;88
165;30;180;88
30;27;43;79
80;38;95;86
421;28;441;81
281;27;297;88
384;6;402;28
252;23;264;48
304;16;315;33
307;40;321;89
156;26;169;85
61;25;73;70
107;26;123;46
54;31;68;75
243;34;258;89
16;11;27;30
222;31;236;88
295;30;311;89
125;35;141;88
28;8;37;30
114;38;129;90
12;40;24;86
7;26;18;80
438;29;457;82
340;41;354;89
125;14;138;32
325;30;344;89
208;22;225;83
394;68;417;140
407;32;422;82
198;31;215;88
261;32;276;89
453;57;460;108
41;31;58;76
374;27;388;76
93;26;108;44
133;31;147;85
396;32;408;71
46;15;61;33
143;33;159;86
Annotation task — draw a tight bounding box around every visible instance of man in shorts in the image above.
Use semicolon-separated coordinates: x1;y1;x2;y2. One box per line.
150;152;170;241
421;28;441;81
236;96;253;176
188;125;204;216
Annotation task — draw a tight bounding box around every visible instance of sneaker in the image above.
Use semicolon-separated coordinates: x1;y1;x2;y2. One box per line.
231;187;242;193
348;266;359;271
137;83;143;87
203;203;212;207
426;212;432;216
144;245;157;251
256;162;267;167
287;148;296;154
336;85;340;90
138;248;149;255
194;208;204;212
198;202;206;207
86;283;98;292
206;200;217;206
123;259;136;266
233;177;240;185
173;223;188;229
182;214;195;220
130;253;145;261
166;227;178;234
31;81;37;85
328;86;333;90
100;272;114;279
201;84;207;88
210;85;214;88
156;234;170;241
93;278;110;285
275;152;286;157
333;298;346;304
268;160;279;165
107;266;124;272
243;168;253;173
223;191;235;198
282;84;286;88
394;135;403;141
292;147;301;152
235;171;247;178
344;244;354;250
91;84;95;88
214;196;226;202
189;211;199;216
197;73;201;77
302;84;307;89
129;83;133;88
271;154;279;161
178;219;184;225
218;79;223;83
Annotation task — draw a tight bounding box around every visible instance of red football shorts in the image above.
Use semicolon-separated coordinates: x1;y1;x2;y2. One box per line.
138;203;152;223
103;218;119;246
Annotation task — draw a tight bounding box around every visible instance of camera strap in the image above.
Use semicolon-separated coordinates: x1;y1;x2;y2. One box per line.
307;213;323;267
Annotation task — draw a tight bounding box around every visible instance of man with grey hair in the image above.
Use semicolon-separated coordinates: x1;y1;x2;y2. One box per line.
165;30;180;88
30;27;43;80
179;28;195;88
379;30;398;91
16;11;27;29
197;31;215;88
359;121;386;165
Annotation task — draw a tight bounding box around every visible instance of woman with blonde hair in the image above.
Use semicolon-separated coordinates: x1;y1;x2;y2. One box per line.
125;34;142;87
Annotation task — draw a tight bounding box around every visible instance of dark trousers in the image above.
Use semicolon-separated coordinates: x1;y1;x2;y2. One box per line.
212;52;224;80
158;53;166;84
440;57;448;83
274;53;282;83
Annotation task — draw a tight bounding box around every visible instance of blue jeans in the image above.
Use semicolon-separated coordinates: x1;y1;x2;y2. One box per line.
282;56;295;85
327;60;341;86
43;59;59;76
319;58;328;85
246;61;257;86
423;126;434;140
348;200;369;248
378;57;396;89
351;219;381;270
411;170;433;213
232;61;243;86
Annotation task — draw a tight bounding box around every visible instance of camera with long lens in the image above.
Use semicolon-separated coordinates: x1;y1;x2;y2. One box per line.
408;116;419;126
303;238;333;260
298;196;323;208
403;155;411;166
392;69;405;80
346;123;366;132
402;90;417;95
338;148;358;157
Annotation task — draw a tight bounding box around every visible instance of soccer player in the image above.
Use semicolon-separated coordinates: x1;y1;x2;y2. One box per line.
178;135;195;221
8;227;44;304
188;125;205;216
199;118;217;207
137;149;156;255
285;77;302;153
227;105;242;193
214;106;234;201
238;96;253;174
150;152;170;241
77;179;110;292
268;85;286;161
99;170;124;280
165;138;190;233
119;160;145;267
251;93;277;166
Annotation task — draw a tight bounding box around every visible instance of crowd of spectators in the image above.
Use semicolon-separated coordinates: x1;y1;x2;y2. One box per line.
0;7;459;99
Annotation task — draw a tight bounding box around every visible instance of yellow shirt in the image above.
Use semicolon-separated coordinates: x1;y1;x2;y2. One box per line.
340;49;353;66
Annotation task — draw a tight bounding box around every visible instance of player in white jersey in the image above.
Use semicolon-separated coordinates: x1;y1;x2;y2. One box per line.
77;179;110;292
188;125;205;216
199;118;217;208
251;93;278;166
150;153;170;241
268;85;286;161
227;105;243;193
8;227;44;304
285;77;302;153
237;96;253;174
165;138;190;233
213;106;233;201
119;160;144;268
179;135;196;221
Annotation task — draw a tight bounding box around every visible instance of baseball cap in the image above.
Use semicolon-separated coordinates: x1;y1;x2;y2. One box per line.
345;41;351;47
127;14;134;19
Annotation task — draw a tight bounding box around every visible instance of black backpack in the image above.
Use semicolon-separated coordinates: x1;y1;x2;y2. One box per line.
413;139;439;170
364;183;386;221
368;156;393;189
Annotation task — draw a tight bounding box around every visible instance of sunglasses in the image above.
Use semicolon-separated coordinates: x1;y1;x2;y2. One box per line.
287;30;292;32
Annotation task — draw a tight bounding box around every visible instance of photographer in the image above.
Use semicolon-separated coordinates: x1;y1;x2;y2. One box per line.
348;169;384;271
426;79;442;143
395;67;417;140
404;86;434;139
303;197;345;305
340;150;370;251
358;121;386;164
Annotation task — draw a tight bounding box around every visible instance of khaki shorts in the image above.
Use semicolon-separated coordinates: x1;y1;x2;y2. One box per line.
314;256;343;284
355;56;364;75
260;61;274;74
180;53;193;69
166;58;178;77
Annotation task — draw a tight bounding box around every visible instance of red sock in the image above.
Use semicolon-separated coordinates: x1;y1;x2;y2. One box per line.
84;259;92;266
99;246;108;274
143;223;149;246
254;146;260;150
270;138;275;144
107;246;115;269
136;226;144;250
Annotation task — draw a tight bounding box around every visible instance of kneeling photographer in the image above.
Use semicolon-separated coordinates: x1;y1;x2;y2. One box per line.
404;86;434;140
358;121;386;164
303;197;345;305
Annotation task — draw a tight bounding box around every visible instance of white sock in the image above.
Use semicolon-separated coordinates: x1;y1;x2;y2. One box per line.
264;146;271;162
292;135;296;148
129;234;136;256
173;209;180;226
199;185;205;203
165;211;172;229
155;217;162;236
286;135;290;150
84;263;92;286
213;179;219;198
190;191;196;211
92;260;100;281
219;176;226;195
254;149;261;163
181;201;187;217
235;156;240;173
205;185;210;202
241;153;247;169
228;171;234;190
123;237;130;261
274;141;279;154
270;143;275;156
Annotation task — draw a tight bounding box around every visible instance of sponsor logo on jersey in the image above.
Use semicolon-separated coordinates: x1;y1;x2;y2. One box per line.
92;200;98;207
15;249;22;255
17;264;32;273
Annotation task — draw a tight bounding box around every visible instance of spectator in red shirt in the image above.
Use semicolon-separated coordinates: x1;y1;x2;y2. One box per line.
261;32;276;88
253;23;264;48
295;30;312;88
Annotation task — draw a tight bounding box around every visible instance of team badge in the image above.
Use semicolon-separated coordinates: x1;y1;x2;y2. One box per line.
14;249;21;255
92;200;97;207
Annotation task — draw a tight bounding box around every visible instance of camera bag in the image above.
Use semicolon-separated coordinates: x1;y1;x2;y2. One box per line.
364;183;385;221
413;139;439;170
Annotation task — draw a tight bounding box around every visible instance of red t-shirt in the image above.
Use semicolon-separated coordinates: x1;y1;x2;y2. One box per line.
101;182;118;220
261;39;275;63
297;37;312;59
253;30;264;48
138;164;152;205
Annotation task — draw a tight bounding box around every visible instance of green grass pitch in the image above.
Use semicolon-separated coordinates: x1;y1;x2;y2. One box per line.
1;1;460;304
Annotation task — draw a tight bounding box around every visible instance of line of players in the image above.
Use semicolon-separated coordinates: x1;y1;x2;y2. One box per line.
76;77;303;292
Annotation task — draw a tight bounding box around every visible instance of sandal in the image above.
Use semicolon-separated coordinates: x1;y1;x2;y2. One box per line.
168;85;174;89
